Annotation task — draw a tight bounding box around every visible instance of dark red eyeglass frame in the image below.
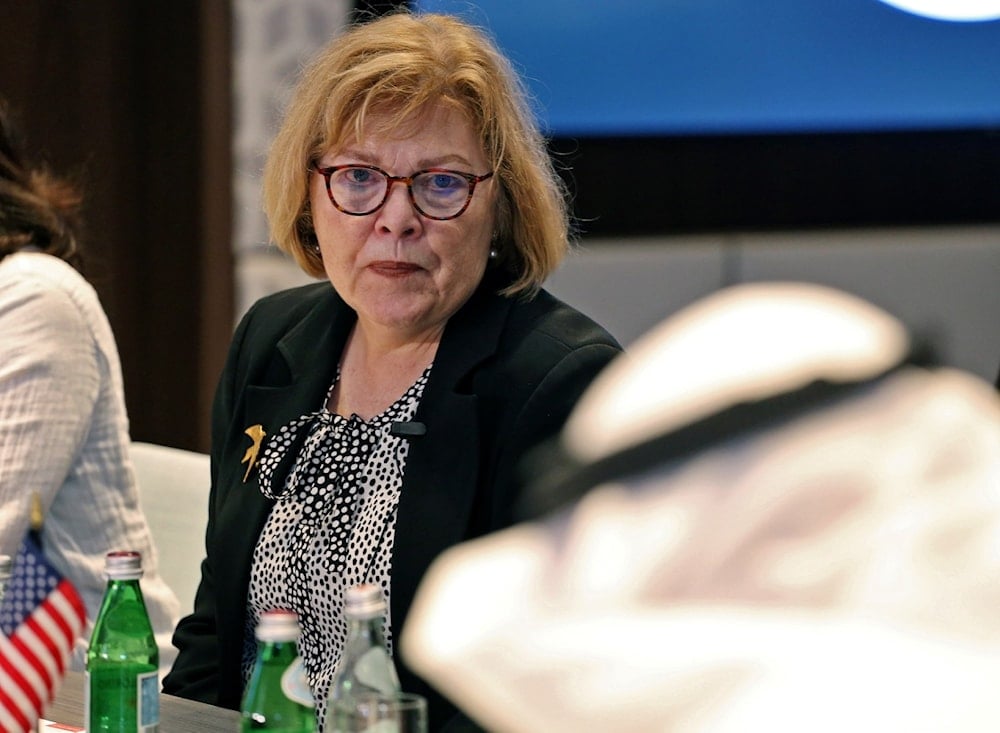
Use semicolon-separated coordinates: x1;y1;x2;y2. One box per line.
313;163;494;221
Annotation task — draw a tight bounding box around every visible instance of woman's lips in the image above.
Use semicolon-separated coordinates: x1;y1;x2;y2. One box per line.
369;260;422;277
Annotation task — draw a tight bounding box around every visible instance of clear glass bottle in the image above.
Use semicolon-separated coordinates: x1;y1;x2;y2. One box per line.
325;584;401;732
241;609;317;732
85;550;159;733
0;553;11;605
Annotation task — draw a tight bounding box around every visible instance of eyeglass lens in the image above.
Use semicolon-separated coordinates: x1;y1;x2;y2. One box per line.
328;167;474;219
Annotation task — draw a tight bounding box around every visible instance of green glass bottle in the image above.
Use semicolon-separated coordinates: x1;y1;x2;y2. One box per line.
85;550;159;733
241;609;317;732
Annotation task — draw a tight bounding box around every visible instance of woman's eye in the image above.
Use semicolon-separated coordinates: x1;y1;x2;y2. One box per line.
417;173;466;197
346;168;375;185
429;173;462;190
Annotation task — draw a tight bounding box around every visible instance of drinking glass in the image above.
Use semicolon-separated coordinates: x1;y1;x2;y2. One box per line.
327;692;428;733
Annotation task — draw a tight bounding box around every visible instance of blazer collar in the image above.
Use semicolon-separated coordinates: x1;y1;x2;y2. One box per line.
246;286;356;434
255;274;514;413
424;273;513;389
240;277;513;488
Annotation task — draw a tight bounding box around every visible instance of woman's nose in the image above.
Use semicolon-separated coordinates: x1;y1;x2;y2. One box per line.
376;181;422;236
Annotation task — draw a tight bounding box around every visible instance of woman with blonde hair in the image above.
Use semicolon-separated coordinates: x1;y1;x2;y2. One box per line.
164;11;620;730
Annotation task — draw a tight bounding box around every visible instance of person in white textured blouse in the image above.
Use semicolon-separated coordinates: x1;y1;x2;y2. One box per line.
0;99;179;673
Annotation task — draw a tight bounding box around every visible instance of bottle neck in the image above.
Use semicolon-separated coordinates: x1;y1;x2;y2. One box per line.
258;639;299;660
346;616;385;644
347;615;382;630
254;640;301;681
99;577;148;614
88;576;157;667
331;614;400;697
106;577;144;596
243;639;315;727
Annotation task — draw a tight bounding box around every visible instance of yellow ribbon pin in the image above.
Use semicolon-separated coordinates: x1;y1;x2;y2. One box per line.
241;424;267;482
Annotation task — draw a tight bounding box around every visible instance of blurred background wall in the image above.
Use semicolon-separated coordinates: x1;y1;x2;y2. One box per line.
1;0;997;452
0;1;233;451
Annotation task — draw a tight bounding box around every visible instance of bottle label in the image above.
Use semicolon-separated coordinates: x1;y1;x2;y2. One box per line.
137;670;160;731
355;647;400;692
85;666;159;732
281;656;316;708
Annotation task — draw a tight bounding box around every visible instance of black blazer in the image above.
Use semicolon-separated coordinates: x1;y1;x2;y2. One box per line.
162;275;622;730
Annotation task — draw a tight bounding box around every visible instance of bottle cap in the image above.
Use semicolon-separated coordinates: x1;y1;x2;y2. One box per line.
104;550;144;580
256;609;302;643
344;583;386;620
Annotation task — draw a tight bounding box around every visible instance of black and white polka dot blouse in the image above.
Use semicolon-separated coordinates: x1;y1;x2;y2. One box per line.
241;365;431;722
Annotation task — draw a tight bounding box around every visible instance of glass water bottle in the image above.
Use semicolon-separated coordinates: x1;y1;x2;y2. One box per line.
241;609;316;732
325;584;401;731
86;550;159;732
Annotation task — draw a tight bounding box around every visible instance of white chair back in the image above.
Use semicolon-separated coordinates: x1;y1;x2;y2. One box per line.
130;441;210;615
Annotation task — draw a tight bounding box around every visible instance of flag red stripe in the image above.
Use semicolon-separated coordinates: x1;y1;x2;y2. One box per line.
46;582;88;652
40;587;81;650
0;680;34;733
34;595;82;676
23;614;67;677
0;646;44;712
9;629;56;693
58;579;87;626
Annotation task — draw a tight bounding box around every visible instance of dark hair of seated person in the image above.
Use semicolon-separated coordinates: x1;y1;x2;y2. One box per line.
0;98;84;270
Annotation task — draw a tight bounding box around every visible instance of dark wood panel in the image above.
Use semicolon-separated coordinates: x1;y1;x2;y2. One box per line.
0;0;233;451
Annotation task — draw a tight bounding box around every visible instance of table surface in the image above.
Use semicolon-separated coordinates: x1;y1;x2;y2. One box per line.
46;670;242;732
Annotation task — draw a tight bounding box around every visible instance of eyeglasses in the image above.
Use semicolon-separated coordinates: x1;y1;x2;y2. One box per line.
314;164;494;221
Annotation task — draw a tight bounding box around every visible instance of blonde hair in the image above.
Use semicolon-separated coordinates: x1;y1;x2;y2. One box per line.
262;11;569;296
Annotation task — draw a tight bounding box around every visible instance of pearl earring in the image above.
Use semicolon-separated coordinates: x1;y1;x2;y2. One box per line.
488;247;498;260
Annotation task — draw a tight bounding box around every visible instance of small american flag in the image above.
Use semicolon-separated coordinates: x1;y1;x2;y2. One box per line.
0;532;86;733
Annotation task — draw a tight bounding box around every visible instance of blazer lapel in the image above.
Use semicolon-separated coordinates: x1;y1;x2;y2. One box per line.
247;294;355;435
390;283;512;638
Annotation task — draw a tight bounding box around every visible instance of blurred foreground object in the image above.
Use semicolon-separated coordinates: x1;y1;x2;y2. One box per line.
402;282;1000;733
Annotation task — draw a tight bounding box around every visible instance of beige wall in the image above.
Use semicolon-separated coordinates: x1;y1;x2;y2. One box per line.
547;226;1000;383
